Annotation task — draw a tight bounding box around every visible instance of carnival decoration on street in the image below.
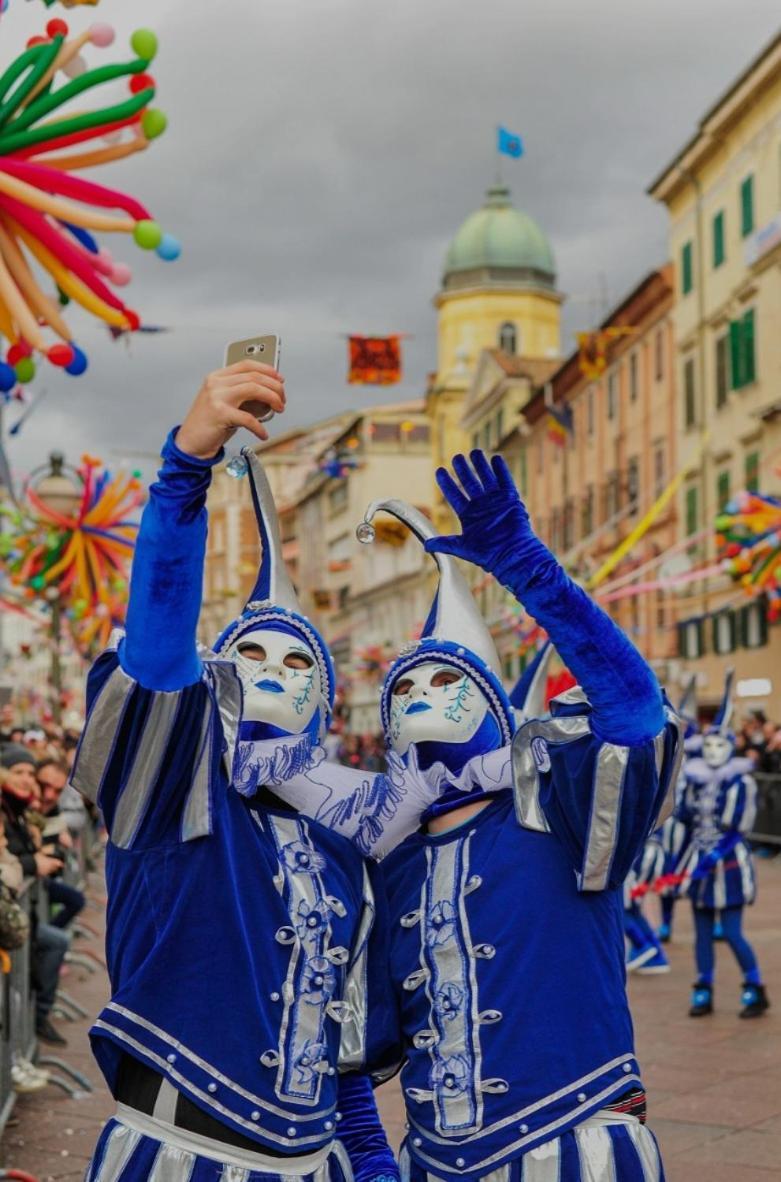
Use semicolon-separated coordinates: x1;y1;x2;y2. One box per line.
0;17;178;391
0;454;144;654
576;326;634;380
348;335;402;385
716;487;781;623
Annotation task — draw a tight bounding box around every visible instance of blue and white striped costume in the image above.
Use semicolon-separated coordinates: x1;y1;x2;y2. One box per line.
672;756;757;910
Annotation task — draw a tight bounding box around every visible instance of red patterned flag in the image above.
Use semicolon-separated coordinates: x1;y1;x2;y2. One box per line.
348;335;402;385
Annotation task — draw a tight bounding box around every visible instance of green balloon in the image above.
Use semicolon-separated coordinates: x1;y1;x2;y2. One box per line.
15;357;35;383
58;287;70;307
141;108;167;140
131;28;158;62
30;575;45;590
133;219;163;250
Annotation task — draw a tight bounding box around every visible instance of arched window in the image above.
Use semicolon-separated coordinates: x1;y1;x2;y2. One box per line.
498;321;517;354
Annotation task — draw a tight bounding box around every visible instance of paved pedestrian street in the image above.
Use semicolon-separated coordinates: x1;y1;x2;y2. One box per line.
3;859;779;1181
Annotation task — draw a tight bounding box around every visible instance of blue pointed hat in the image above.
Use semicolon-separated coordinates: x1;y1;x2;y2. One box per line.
214;447;335;727
357;498;515;746
705;666;735;740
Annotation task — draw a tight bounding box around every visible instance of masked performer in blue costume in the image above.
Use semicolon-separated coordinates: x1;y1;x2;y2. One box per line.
270;452;683;1181
70;365;402;1182
671;672;770;1020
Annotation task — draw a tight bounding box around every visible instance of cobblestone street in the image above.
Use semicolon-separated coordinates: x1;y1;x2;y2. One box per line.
3;859;779;1181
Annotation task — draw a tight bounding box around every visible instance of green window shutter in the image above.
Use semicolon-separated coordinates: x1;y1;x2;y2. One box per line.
684;359;696;427
742;308;756;384
745;450;759;493
716;469;730;511
715;334;729;408
740;175;754;237
685;485;698;535
729;319;743;389
712;210;725;267
681;241;693;294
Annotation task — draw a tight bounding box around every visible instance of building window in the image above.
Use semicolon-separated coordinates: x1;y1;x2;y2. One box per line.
715;332;730;409
582;485;594;537
563;499;575;549
745;450;759;493
587;387;595;436
740;174;754;237
495;408;504;443
499;322;517;354
712;610;736;655
729;308;756;389
654;329;664;380
483;422;492;449
683;357;696;428
685;484;698;536
607;369;618;420
328;483;348;516
712;209;726;268
740;599;767;649
550;508;561;552
629;352;638;402
604;472;620;521
656;590;666;630
519;447;528;496
472;432;480;450
681;240;694;294
716;468;731;511
627;456;640;513
678;618;704;659
654;443;666;497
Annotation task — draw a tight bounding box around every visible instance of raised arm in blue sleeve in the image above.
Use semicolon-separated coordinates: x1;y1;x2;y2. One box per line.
425;452;664;746
121;429;223;691
336;1073;399;1182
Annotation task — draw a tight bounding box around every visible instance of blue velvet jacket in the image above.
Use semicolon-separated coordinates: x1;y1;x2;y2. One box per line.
375;691;682;1180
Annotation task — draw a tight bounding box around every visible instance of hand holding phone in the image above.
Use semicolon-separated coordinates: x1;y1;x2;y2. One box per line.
176;357;285;459
224;334;281;421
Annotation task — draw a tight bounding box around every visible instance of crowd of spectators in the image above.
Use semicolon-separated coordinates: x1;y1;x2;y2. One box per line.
0;714;93;1095
735;711;781;776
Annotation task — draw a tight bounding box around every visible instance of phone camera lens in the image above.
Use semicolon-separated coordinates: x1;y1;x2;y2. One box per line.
245;344;257;355
258;343;265;352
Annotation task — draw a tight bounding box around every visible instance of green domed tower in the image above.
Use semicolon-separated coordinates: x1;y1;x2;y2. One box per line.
434;183;562;384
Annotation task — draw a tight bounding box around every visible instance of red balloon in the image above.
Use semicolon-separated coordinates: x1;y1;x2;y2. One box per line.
46;18;69;39
7;341;32;365
26;35;49;48
129;73;156;94
48;343;76;367
124;310;141;331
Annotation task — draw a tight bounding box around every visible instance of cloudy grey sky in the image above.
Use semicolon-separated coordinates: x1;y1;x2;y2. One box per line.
3;0;780;481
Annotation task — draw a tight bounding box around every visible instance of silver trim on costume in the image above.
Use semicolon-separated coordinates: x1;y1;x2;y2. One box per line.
148;1141;196;1182
580;744;629;891
97;1005;334;1126
206;659;243;780
338;863;375;1070
110;688;182;848
511;714;591;834
70;662;135;806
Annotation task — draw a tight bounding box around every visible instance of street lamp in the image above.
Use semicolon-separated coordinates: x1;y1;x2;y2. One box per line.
29;453;83;725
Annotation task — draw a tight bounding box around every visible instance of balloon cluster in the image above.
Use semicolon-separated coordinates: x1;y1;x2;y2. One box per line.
0;455;144;655
716;488;781;623
0;18;179;392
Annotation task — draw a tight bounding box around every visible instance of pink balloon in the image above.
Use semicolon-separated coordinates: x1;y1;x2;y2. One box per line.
110;263;132;287
97;247;114;267
89;23;116;48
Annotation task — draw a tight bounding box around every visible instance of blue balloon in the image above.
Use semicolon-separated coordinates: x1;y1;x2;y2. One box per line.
65;345;88;377
0;361;16;392
156;233;182;262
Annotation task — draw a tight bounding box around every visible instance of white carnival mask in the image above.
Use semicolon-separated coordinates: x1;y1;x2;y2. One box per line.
702;733;733;768
389;660;489;756
230;627;321;735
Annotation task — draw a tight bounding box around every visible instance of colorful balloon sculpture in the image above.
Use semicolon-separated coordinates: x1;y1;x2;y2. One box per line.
0;18;179;389
716;488;781;623
0;455;143;654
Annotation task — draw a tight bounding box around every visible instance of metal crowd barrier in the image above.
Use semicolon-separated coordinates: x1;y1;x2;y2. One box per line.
750;773;781;846
0;880;37;1139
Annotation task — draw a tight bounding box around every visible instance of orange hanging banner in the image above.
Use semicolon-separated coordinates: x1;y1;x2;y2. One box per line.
348;335;402;385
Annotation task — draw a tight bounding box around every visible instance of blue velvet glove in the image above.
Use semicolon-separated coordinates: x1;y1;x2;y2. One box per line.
425;451;665;746
335;1073;399;1182
121;429;223;692
691;832;740;880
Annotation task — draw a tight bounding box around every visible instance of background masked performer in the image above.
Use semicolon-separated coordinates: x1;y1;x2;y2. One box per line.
671;671;770;1020
71;365;401;1182
281;452;683;1182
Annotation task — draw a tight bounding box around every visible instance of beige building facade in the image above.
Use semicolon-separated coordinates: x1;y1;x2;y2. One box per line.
649;31;781;716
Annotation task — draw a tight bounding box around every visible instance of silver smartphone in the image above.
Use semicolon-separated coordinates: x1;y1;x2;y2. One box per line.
224;333;281;422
